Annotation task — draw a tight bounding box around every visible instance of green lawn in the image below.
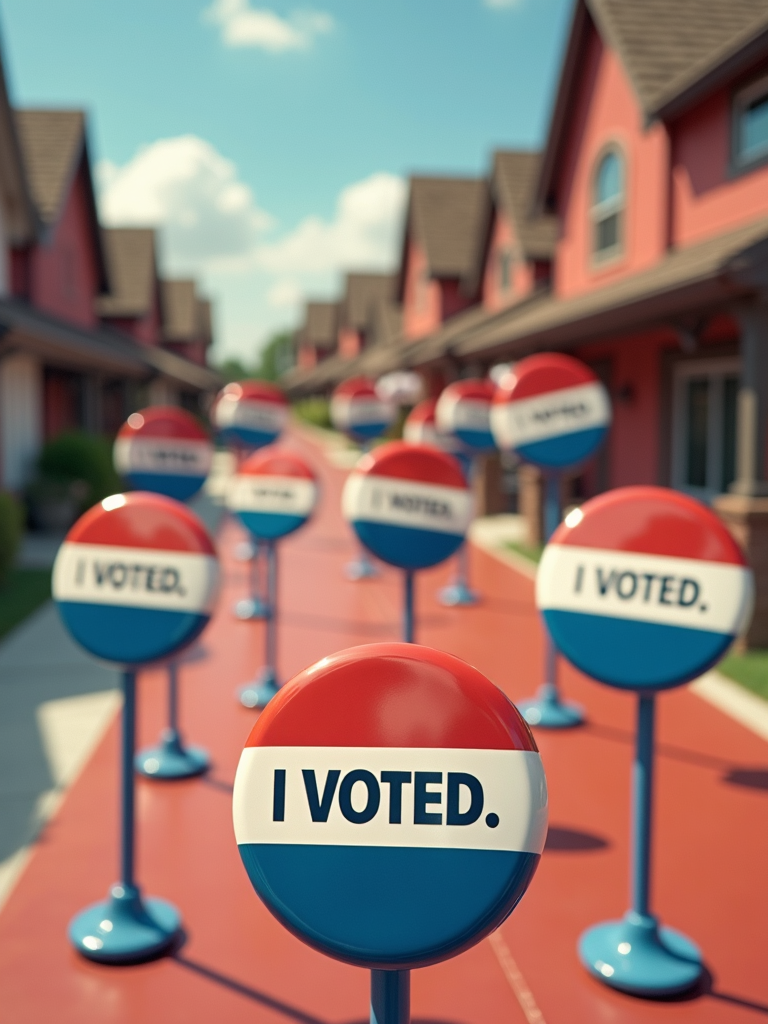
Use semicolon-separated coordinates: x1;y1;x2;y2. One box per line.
0;568;52;641
506;541;544;563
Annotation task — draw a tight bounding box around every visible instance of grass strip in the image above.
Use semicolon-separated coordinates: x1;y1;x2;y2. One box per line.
0;568;52;642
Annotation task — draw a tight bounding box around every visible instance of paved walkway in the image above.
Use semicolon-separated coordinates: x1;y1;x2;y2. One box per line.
0;431;766;1023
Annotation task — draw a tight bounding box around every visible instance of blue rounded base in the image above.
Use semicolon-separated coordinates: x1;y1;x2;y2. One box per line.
518;686;584;729
135;730;209;780
345;556;378;581
438;581;479;607
238;668;280;709
579;912;702;996
234;597;268;620
69;884;181;964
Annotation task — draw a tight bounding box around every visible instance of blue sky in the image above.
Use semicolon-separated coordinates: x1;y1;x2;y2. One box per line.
0;0;572;361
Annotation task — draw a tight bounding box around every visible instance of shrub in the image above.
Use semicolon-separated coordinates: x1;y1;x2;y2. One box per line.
0;491;23;583
36;431;123;510
293;397;332;430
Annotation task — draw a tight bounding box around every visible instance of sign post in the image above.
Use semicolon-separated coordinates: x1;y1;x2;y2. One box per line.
52;492;219;962
435;379;497;607
227;446;318;708
331;377;395;581
491;353;611;728
537;486;753;995
213;380;289;620
233;642;548;1023
342;441;472;643
115;406;214;779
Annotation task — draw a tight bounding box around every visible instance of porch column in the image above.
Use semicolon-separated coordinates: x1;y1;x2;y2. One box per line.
714;302;768;647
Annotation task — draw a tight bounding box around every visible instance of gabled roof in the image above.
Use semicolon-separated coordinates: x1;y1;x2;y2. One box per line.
0;53;35;246
161;279;210;342
492;152;558;259
400;177;490;294
300;300;339;348
538;0;768;209
14;108;108;289
97;228;158;318
340;273;396;331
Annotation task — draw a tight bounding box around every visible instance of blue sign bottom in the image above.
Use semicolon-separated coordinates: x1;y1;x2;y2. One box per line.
238;510;307;540
239;844;539;969
58;603;209;664
543;610;733;689
516;426;608;469
353;522;464;570
126;473;206;502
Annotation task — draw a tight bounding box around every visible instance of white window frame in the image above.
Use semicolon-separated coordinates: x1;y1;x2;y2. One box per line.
591;146;625;264
671;357;740;502
732;72;768;171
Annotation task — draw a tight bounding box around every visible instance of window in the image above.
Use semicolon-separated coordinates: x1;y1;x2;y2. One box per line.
591;149;624;259
497;248;512;293
672;359;739;499
734;75;768;168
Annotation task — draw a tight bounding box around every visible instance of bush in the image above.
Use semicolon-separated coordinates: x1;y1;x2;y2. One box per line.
35;431;122;511
0;491;23;583
293;397;332;430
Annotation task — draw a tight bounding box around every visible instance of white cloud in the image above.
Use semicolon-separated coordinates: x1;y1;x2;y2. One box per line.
204;0;333;51
97;135;271;273
267;279;303;308
258;172;407;275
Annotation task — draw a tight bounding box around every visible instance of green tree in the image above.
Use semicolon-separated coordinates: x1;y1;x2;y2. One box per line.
255;331;294;381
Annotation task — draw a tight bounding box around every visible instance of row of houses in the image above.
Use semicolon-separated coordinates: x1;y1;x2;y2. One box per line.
0;48;219;493
285;0;768;641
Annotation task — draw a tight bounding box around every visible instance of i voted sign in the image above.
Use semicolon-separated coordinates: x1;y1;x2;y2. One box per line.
342;441;472;569
491;353;611;469
228;446;318;540
53;493;219;665
330;377;395;442
114;406;213;502
233;643;547;969
435;379;496;452
537;486;753;689
403;398;461;453
214;380;288;450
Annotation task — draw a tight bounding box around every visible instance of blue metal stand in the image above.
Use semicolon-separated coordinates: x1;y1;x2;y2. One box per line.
69;670;181;963
439;455;479;607
234;539;268;620
371;969;410;1024
518;472;584;729
579;693;702;995
403;570;415;644
135;661;209;779
239;540;281;708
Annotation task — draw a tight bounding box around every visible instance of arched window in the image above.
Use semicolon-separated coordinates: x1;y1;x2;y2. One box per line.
592;149;624;258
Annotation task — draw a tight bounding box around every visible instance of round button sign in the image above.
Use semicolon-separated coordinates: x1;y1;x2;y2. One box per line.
330;377;395;442
233;643;547;969
537;486;753;689
491;353;611;469
403;398;461;453
435;378;496;452
114;406;213;502
342;441;472;569
53;493;219;665
228;446;319;540
214;381;288;451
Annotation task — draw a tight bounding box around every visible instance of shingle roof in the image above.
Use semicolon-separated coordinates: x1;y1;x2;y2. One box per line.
492;152;558;259
591;0;768;117
340;273;396;330
161;279;207;341
97;228;157;318
14;110;84;226
302;301;339;348
408;177;490;280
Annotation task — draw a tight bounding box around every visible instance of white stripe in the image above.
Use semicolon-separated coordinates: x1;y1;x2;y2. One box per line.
342;473;473;536
330;395;394;431
227;475;317;516
113;437;212;477
214;395;288;433
490;381;611;449
233;746;547;854
52;542;219;614
436;394;491;434
536;544;753;635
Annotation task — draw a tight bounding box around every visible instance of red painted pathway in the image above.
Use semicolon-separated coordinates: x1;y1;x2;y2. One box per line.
0;429;766;1023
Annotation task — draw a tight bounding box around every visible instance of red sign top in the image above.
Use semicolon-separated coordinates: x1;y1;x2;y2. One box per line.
405;398;437;428
357;440;466;488
117;405;208;442
551;486;747;565
494;353;598;403
244;643;537;751
64;492;216;554
239;445;316;481
440;378;496;404
218;380;288;406
332;376;378;400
